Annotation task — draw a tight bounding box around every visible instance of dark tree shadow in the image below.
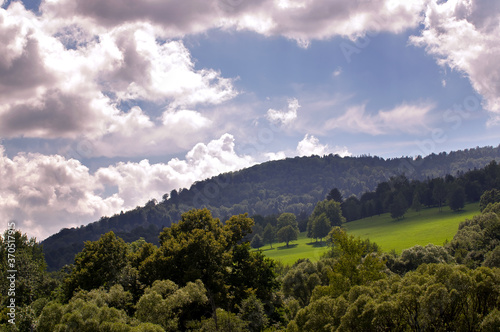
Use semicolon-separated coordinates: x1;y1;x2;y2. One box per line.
306;241;327;248
277;244;298;250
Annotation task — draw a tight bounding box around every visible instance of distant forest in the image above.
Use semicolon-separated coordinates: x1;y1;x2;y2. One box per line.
42;145;500;270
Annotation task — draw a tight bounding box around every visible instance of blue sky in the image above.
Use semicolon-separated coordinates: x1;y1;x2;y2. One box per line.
1;0;499;239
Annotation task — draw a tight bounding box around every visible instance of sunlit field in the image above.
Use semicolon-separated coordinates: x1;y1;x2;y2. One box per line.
261;203;480;265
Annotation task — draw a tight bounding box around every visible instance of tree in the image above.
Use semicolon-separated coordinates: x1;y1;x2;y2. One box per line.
327;188;343;203
277;213;298;230
282;260;322;307
308;199;345;239
135;279;208;331
262;223;276;249
411;191;422;214
311;213;331;242
0;229;55;308
63;231;128;300
341;196;362;222
278;225;299;248
480;189;500;211
140;209;278;325
152;209;246;321
448;184;466;211
250;234;264;249
390;192;408;220
238;294;269;332
433;178;447;212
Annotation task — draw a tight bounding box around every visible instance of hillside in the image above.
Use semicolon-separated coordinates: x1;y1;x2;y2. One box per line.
42;145;500;270
262;203;481;265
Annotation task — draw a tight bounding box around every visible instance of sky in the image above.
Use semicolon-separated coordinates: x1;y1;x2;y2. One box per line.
1;0;500;240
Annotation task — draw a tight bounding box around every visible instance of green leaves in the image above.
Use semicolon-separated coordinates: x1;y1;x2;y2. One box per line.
63;231;128;300
277;225;299;247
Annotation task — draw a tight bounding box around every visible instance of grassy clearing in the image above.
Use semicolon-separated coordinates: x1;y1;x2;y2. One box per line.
259;203;480;266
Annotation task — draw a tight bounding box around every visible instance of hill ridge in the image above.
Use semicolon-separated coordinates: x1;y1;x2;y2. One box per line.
42;145;500;270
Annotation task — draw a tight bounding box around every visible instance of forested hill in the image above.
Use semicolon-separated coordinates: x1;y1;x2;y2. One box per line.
42;145;500;270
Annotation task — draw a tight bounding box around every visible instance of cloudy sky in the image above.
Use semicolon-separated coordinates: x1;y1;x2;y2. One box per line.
1;0;500;240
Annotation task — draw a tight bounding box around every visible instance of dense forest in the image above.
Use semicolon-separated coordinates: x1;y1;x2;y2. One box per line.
1;191;500;330
42;145;500;271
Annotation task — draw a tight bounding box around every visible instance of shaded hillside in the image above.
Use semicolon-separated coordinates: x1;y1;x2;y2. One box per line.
42;145;500;270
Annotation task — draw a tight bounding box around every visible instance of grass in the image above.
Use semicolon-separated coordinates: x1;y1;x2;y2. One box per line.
259;202;480;266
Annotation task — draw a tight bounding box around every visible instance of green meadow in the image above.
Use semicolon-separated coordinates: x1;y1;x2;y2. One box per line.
260;202;480;265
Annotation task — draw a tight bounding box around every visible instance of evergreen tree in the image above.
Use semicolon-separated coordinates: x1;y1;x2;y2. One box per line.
433;178;447;212
250;234;264;248
448;185;466;211
411;191;422;214
390;192;408;220
326;188;343;203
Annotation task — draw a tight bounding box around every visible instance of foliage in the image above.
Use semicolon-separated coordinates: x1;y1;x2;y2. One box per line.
384;244;455;275
63;231;128;300
446;211;500;268
262;223;276;249
4;199;500;331
480;188;500;211
307;200;345;239
291;263;500;331
390;192;408;220
0;229;55;309
140;209;280;322
237;294;269;332
448;184;466;211
195;308;248;332
310;213;331;242
411;191;422;213
42;147;500;271
250;234;264;248
277;225;299;247
282;260;323;307
326;188;343;203
37;298;166;332
134;279;208;331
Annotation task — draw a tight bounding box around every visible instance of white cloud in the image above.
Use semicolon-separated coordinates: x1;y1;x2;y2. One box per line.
325;102;435;135
410;0;500;123
264;151;287;161
266;98;300;126
0;134;254;240
296;134;351;157
40;0;427;43
332;67;342;77
0;145;123;240
0;4;236;155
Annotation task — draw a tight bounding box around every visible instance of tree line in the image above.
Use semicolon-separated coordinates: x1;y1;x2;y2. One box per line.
334;160;500;222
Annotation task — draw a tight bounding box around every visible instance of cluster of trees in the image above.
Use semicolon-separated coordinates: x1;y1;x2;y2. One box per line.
286;204;500;331
1;209;282;331
329;160;500;222
250;199;345;249
2;202;499;331
41;146;500;271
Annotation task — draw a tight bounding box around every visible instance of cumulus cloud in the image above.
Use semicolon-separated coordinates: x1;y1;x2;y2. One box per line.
0;145;123;240
296;134;351;157
266;98;300;126
40;0;427;43
0;134;254;240
325;102;435;135
410;0;500;123
0;4;236;155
